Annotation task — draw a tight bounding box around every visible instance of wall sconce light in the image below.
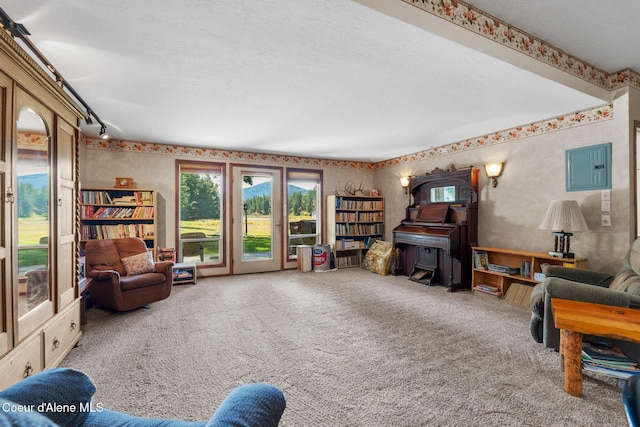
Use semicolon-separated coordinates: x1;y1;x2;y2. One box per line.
400;176;410;195
484;162;504;188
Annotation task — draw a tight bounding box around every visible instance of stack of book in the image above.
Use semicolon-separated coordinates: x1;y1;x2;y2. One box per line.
157;247;176;262
488;264;520;275
582;342;640;379
473;284;501;297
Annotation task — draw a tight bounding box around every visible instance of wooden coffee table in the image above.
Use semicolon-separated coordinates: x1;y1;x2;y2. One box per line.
551;298;640;397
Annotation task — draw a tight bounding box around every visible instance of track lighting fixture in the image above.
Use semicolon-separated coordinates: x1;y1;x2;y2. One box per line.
0;7;108;140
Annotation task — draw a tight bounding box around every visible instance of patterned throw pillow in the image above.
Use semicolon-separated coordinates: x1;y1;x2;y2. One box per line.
121;252;155;276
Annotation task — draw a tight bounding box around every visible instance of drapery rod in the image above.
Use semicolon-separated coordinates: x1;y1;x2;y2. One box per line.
0;7;107;134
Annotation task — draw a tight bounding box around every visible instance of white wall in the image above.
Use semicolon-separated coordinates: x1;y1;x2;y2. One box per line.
375;93;634;275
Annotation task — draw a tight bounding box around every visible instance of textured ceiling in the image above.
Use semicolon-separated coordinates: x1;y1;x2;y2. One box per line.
465;0;640;74
2;1;627;162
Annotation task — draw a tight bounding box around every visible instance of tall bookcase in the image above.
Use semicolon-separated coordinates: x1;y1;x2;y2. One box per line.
327;194;384;268
79;188;157;254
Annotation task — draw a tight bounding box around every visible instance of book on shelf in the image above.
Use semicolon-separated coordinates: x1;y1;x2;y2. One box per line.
473;284;501;297
519;261;532;278
112;196;137;204
503;282;533;307
487;264;520;275
474;250;489;270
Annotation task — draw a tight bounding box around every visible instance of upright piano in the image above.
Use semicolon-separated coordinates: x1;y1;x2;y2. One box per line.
393;167;478;291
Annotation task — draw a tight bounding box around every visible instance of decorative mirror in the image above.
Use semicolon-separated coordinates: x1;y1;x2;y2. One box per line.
430;185;456;202
16;107;50;317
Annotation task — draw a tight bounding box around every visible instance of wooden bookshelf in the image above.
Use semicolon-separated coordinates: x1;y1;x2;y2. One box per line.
471;246;588;299
79;188;157;253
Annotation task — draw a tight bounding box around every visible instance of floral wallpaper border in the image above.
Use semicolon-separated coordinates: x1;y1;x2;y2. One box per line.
84;102;613;170
82;137;378;171
377;102;613;168
18;133;48;148
404;0;640;91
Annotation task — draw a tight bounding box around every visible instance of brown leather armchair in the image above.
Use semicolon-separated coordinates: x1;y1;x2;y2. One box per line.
84;237;173;311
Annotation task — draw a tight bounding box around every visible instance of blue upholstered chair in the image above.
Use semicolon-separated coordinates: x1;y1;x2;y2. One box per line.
623;374;640;427
0;368;285;426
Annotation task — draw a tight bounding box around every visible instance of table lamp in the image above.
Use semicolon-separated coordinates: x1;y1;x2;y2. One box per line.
538;200;588;258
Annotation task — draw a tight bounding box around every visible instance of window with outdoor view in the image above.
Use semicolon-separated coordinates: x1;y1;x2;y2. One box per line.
177;161;224;265
287;169;322;259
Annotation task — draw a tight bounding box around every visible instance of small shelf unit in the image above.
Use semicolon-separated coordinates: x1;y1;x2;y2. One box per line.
327;194;384;268
79;188;157;254
471;246;588;297
172;263;197;285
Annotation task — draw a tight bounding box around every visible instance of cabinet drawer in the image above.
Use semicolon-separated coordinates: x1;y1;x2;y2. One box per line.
0;334;43;389
43;301;81;367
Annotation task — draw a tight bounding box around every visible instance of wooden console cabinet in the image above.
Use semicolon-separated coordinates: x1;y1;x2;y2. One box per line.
0;27;82;387
472;246;588;297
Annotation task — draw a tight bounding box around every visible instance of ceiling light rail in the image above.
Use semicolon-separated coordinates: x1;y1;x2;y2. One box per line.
0;7;108;138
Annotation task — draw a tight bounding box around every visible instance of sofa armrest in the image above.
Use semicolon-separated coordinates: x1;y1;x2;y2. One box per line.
88;269;120;281
545;278;632;307
154;261;173;274
545;266;614;287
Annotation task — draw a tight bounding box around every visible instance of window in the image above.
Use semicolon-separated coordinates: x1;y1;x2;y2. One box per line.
286;169;322;260
177;161;225;265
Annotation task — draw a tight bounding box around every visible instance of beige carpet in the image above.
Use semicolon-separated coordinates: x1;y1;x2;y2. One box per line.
61;269;627;426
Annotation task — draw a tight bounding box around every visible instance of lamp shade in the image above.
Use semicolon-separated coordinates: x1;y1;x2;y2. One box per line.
484;162;503;178
538;200;589;232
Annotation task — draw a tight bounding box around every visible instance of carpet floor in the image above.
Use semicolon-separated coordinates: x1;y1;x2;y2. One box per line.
61;269;627;426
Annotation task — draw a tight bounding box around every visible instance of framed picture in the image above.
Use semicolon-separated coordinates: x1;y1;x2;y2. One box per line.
370;188;379;196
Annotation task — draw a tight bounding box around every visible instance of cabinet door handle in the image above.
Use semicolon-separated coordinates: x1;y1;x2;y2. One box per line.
70;321;77;331
52;338;60;350
58;198;63;207
6;186;14;204
23;362;33;378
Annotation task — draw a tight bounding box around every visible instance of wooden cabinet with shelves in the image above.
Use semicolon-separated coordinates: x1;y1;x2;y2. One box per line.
0;29;82;387
327;195;384;268
80;188;157;253
471;246;588;297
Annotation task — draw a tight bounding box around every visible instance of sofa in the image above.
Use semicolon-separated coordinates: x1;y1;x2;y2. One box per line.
530;238;640;351
84;237;173;311
0;368;285;426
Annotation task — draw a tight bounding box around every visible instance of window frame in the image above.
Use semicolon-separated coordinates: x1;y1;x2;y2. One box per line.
175;160;226;267
285;168;322;262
